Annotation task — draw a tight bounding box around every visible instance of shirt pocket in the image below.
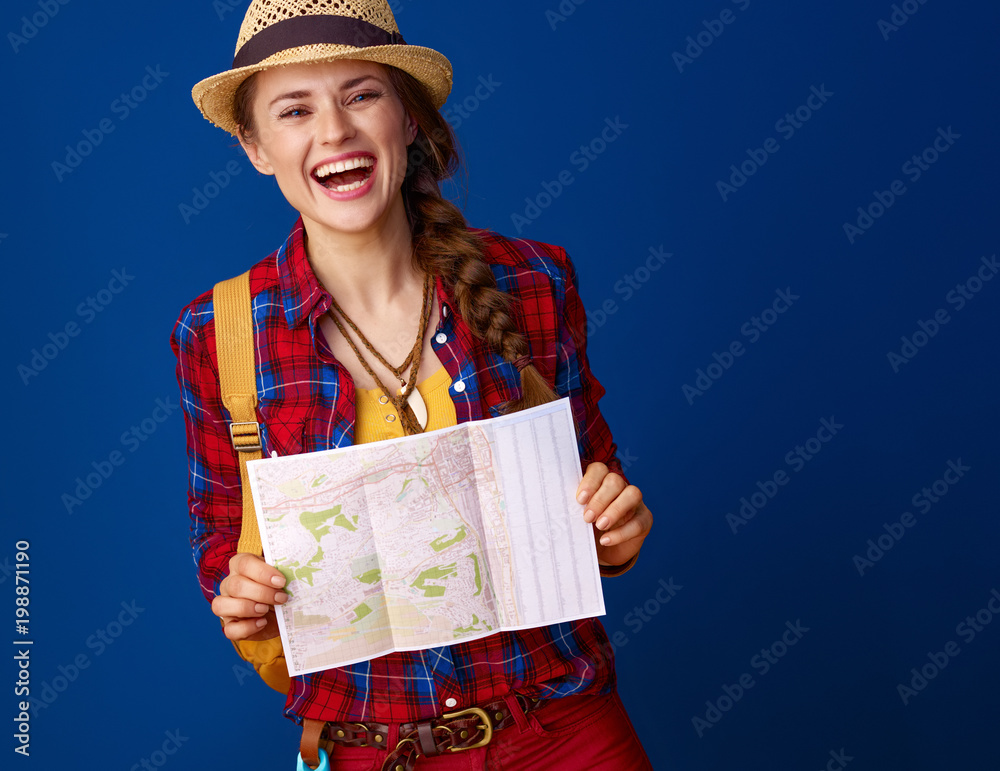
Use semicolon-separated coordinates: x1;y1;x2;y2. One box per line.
257;407;305;457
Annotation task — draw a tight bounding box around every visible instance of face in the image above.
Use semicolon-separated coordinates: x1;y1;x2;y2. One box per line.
239;59;418;238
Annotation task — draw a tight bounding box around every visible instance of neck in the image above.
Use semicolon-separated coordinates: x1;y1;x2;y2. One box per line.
302;194;420;310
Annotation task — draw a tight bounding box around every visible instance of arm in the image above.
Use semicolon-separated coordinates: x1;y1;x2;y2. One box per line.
170;303;290;692
553;252;653;575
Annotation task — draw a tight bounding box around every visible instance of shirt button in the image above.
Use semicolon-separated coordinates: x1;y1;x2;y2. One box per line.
445;698;458;708
435;332;448;345
453;380;466;393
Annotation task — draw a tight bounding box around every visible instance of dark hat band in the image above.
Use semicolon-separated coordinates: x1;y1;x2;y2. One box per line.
233;15;407;69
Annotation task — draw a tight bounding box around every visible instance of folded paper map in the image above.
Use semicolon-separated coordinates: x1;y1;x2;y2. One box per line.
246;398;606;676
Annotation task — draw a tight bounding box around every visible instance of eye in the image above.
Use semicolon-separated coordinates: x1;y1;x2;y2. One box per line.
278;106;310;119
350;90;382;105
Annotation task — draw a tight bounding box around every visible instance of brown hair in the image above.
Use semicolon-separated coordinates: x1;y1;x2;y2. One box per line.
233;65;558;413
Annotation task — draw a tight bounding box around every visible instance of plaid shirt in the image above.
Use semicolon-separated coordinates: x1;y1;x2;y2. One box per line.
170;217;626;723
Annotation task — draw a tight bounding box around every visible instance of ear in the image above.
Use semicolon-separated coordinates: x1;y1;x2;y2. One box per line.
238;132;275;176
404;111;419;146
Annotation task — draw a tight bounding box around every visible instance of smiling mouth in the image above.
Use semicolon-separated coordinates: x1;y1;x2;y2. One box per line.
312;156;375;192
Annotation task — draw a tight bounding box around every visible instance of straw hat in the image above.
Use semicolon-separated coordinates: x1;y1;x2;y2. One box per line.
192;0;453;136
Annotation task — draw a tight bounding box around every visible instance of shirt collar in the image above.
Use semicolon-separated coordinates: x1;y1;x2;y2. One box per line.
277;217;333;329
433;273;457;329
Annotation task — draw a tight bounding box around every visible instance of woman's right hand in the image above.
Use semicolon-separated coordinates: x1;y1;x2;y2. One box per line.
211;552;288;641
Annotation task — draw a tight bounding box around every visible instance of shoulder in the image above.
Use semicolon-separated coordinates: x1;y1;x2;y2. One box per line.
471;229;577;291
169;249;280;352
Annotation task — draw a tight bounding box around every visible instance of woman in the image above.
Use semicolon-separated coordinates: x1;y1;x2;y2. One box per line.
172;1;654;768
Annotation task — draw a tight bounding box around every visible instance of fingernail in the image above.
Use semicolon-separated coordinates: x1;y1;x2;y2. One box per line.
596;516;609;530
600;535;611;546
270;575;285;587
254;603;268;614
256;618;267;628
577;491;589;504
584;509;595;523
274;592;288;604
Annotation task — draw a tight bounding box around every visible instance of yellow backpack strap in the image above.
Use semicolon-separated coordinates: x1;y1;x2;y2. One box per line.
212;271;263;557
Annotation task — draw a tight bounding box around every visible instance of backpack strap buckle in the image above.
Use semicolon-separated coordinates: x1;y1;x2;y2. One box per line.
229;420;262;453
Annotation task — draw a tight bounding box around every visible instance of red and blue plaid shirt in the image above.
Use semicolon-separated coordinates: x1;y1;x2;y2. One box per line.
170;217;626;724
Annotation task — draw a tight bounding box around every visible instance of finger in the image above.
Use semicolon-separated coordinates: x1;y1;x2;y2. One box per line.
599;504;652;547
212;595;272;620
576;462;609;509
586;476;631;526
221;616;269;640
220;572;289;605
231;552;286;588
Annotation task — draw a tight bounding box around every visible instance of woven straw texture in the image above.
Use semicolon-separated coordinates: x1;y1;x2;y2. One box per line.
192;0;452;136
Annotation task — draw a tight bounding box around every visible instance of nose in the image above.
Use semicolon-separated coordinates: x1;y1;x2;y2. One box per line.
316;104;355;145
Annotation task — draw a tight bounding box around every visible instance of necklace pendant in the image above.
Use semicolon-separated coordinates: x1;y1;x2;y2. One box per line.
399;384;428;430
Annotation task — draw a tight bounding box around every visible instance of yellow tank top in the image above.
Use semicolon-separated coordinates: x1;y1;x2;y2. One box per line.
354;365;458;443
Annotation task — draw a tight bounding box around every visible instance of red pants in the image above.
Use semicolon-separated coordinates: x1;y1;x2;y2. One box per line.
322;690;653;770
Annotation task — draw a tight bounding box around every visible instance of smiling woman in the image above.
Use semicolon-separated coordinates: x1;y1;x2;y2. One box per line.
171;0;653;768
234;61;417;239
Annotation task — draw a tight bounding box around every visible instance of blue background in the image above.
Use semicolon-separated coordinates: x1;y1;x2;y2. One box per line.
3;0;998;768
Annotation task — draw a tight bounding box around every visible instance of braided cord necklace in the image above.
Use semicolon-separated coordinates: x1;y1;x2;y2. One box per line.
327;273;433;436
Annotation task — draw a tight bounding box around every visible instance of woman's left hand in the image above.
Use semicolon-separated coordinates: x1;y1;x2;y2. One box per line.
577;462;652;568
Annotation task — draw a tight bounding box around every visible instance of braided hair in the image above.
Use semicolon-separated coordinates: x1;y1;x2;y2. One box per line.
233;65;558;413
384;66;558;413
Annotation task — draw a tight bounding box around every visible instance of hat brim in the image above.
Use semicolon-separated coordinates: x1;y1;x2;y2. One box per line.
192;43;453;137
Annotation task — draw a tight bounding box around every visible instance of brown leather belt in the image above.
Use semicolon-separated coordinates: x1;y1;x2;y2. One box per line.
299;693;545;771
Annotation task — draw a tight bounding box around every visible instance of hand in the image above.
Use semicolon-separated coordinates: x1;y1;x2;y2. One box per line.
577;463;652;568
212;552;288;641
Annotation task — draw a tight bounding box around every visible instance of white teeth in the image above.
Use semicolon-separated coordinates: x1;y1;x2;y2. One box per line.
314;156;374;179
332;179;365;192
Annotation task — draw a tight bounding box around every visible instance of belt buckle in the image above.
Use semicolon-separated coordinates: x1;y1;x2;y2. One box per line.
440;707;493;751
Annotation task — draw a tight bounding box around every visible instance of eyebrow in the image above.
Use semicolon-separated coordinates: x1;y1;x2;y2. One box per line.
269;90;312;109
267;76;384;109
